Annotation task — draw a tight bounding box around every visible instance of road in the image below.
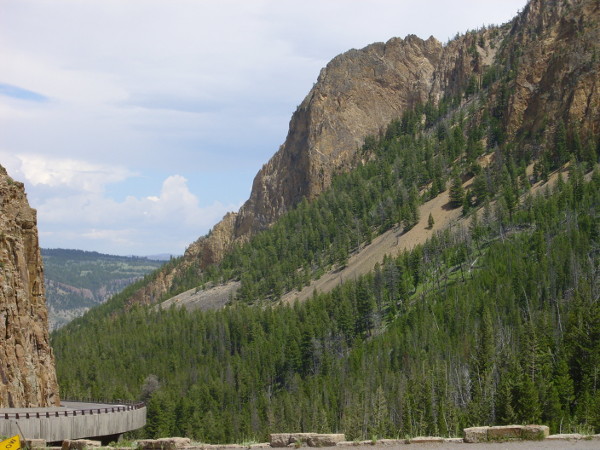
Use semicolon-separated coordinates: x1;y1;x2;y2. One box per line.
343;441;599;449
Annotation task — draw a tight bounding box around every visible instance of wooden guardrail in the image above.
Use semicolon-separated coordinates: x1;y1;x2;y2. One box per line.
1;402;144;420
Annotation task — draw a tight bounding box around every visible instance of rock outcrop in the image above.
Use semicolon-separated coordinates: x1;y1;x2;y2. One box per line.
499;0;600;140
0;165;60;407
148;31;495;303
133;0;599;306
234;35;445;237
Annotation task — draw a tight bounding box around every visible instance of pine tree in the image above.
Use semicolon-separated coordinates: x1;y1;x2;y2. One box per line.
553;120;568;167
449;175;465;207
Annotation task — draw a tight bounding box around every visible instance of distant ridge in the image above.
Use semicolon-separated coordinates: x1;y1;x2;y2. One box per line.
41;248;164;329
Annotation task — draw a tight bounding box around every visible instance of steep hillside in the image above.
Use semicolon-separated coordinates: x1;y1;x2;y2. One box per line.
0;165;60;408
42;248;164;330
126;0;599;309
53;164;600;441
53;0;600;441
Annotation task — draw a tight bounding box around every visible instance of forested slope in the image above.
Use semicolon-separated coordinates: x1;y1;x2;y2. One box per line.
53;165;600;442
52;90;600;442
51;0;600;443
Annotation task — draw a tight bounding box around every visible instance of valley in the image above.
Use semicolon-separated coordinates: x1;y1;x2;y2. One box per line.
42;249;165;329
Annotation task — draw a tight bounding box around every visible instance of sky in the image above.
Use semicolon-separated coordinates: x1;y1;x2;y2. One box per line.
0;0;528;257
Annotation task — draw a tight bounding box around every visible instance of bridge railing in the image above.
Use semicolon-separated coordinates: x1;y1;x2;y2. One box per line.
1;399;145;420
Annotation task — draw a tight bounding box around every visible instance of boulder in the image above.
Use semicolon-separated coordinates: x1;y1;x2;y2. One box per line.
464;425;550;443
521;425;549;440
25;439;47;449
289;433;317;446
270;434;292;447
463;427;489;443
61;440;101;450
137;438;191;450
306;434;345;447
487;425;524;440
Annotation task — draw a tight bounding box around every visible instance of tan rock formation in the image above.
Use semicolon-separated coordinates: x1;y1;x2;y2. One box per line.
183;32;486;268
500;0;600;140
134;0;599;307
234;35;444;237
198;0;599;258
0;165;60;407
186;212;239;266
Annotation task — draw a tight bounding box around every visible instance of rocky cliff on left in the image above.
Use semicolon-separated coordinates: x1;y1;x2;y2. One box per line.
0;165;60;408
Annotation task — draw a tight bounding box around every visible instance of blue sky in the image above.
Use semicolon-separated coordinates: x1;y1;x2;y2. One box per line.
0;0;527;256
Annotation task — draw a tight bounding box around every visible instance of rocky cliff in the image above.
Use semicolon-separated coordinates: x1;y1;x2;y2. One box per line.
178;32;491;276
0;165;60;407
132;0;599;306
500;0;599;140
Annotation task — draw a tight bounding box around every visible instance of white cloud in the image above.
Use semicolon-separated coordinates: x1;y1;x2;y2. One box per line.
0;0;528;255
0;153;135;193
35;175;238;255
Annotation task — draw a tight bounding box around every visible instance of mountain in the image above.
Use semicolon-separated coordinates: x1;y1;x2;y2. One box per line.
123;0;599;309
41;248;165;330
0;165;60;408
52;0;600;442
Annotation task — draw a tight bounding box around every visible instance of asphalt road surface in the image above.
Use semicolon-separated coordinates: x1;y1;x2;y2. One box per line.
343;441;599;449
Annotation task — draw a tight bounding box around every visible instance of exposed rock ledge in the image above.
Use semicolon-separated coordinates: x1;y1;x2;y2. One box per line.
0;165;60;408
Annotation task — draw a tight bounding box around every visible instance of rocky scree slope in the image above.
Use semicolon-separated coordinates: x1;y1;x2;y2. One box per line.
0;165;60;408
128;0;599;308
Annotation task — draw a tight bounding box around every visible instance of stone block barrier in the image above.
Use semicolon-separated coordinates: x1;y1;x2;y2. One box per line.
25;439;47;449
137;438;191;450
62;440;102;450
270;433;345;447
59;427;600;450
463;425;549;443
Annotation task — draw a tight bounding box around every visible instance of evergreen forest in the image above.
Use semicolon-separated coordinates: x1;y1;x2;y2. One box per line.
52;97;600;441
51;4;600;441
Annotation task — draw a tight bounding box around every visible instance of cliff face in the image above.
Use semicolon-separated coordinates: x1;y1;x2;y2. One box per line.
182;31;499;269
137;0;599;305
227;0;598;245
501;0;599;139
0;165;60;408
234;35;445;237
